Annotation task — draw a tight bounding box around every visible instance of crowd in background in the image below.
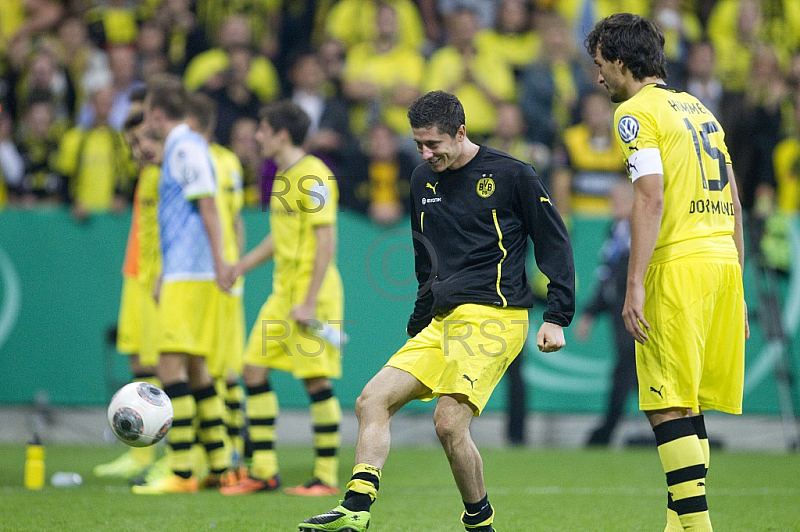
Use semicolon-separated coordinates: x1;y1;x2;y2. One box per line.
1;0;800;230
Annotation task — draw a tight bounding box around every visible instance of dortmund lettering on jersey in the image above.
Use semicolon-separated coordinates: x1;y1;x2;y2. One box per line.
269;154;340;301
613;84;738;264
158;123;217;281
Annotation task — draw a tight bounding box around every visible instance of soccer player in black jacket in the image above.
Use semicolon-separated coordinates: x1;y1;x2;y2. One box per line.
300;91;575;532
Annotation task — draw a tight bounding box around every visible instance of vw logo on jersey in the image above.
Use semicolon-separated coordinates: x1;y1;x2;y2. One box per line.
617;115;640;143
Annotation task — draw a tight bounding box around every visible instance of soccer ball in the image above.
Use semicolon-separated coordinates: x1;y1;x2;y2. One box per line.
107;382;173;447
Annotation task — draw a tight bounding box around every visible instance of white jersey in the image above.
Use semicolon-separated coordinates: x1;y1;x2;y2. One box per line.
158;123;217;281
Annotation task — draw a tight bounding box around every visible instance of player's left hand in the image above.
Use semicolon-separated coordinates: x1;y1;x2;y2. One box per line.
537;322;566;353
291;302;316;328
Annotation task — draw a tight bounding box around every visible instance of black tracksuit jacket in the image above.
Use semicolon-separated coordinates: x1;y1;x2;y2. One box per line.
407;145;575;336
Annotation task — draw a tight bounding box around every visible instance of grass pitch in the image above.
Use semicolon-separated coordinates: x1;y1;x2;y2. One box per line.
1;444;798;531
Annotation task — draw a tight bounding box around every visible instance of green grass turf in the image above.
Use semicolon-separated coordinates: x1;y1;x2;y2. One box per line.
1;444;799;531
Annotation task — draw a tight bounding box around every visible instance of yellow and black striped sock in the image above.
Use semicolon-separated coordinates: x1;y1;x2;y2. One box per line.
654;417;712;532
247;382;279;480
163;381;196;479
194;384;232;475
691;415;710;475
224;380;246;462
462;494;494;531
310;388;341;487
342;463;381;512
130;373;160;466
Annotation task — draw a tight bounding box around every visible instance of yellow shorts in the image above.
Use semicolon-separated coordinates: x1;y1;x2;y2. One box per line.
243;291;343;379
386;304;529;415
208;287;245;379
638;258;745;414
158;280;218;357
117;276;160;366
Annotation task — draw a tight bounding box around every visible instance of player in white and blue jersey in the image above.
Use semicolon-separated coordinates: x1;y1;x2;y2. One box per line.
132;74;233;494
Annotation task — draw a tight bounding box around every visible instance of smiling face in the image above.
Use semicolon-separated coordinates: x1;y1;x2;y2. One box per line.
412;125;466;172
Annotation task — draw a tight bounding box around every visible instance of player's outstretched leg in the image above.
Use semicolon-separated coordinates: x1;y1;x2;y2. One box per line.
297;503;370;532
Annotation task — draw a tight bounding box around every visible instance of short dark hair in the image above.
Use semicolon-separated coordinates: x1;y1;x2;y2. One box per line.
185;92;218;134
258;100;311;146
145;73;186;120
123;110;145;131
407;90;465;137
585;13;667;81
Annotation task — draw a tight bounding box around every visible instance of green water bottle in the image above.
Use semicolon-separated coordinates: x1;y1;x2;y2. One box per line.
24;434;45;490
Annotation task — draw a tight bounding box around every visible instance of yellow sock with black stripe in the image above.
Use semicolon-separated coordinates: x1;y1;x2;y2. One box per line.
194;384;232;475
224;380;246;462
691;415;710;474
654;417;712;532
310;388;341;487
342;463;381;512
163;381;196;478
462;494;494;531
247;382;279;480
130;373;160;466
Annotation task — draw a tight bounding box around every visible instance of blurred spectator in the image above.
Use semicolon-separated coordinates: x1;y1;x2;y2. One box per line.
195;0;280;58
547;0;648;52
342;1;425;138
151;0;210;74
134;20;167;74
708;0;800;76
12;46;74;127
437;0;497;29
288;51;353;173
682;41;723;118
724;44;786;212
773;88;800;214
52;16;109;111
474;0;540;77
425;7;515;140
650;0;703;88
202;45;262;146
229;117;262;207
415;0;442;46
183;15;279;105
56;85;136;220
518;13;592;151
485;102;546;171
576;178;635;447
17;93;67;205
550;92;626;219
0;108;25;206
84;0;143;47
76;45;143;131
357;123;415;226
4;0;64;46
317;37;348;98
325;0;425;51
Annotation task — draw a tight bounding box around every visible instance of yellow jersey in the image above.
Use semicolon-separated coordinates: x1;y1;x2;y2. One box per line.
210;143;245;280
269;154;340;302
614;83;738;265
122;164;161;289
342;41;425;135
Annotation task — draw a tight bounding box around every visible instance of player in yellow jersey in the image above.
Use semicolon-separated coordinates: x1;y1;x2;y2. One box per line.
586;14;749;532
95;100;164;480
185;92;248;475
220;101;344;497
